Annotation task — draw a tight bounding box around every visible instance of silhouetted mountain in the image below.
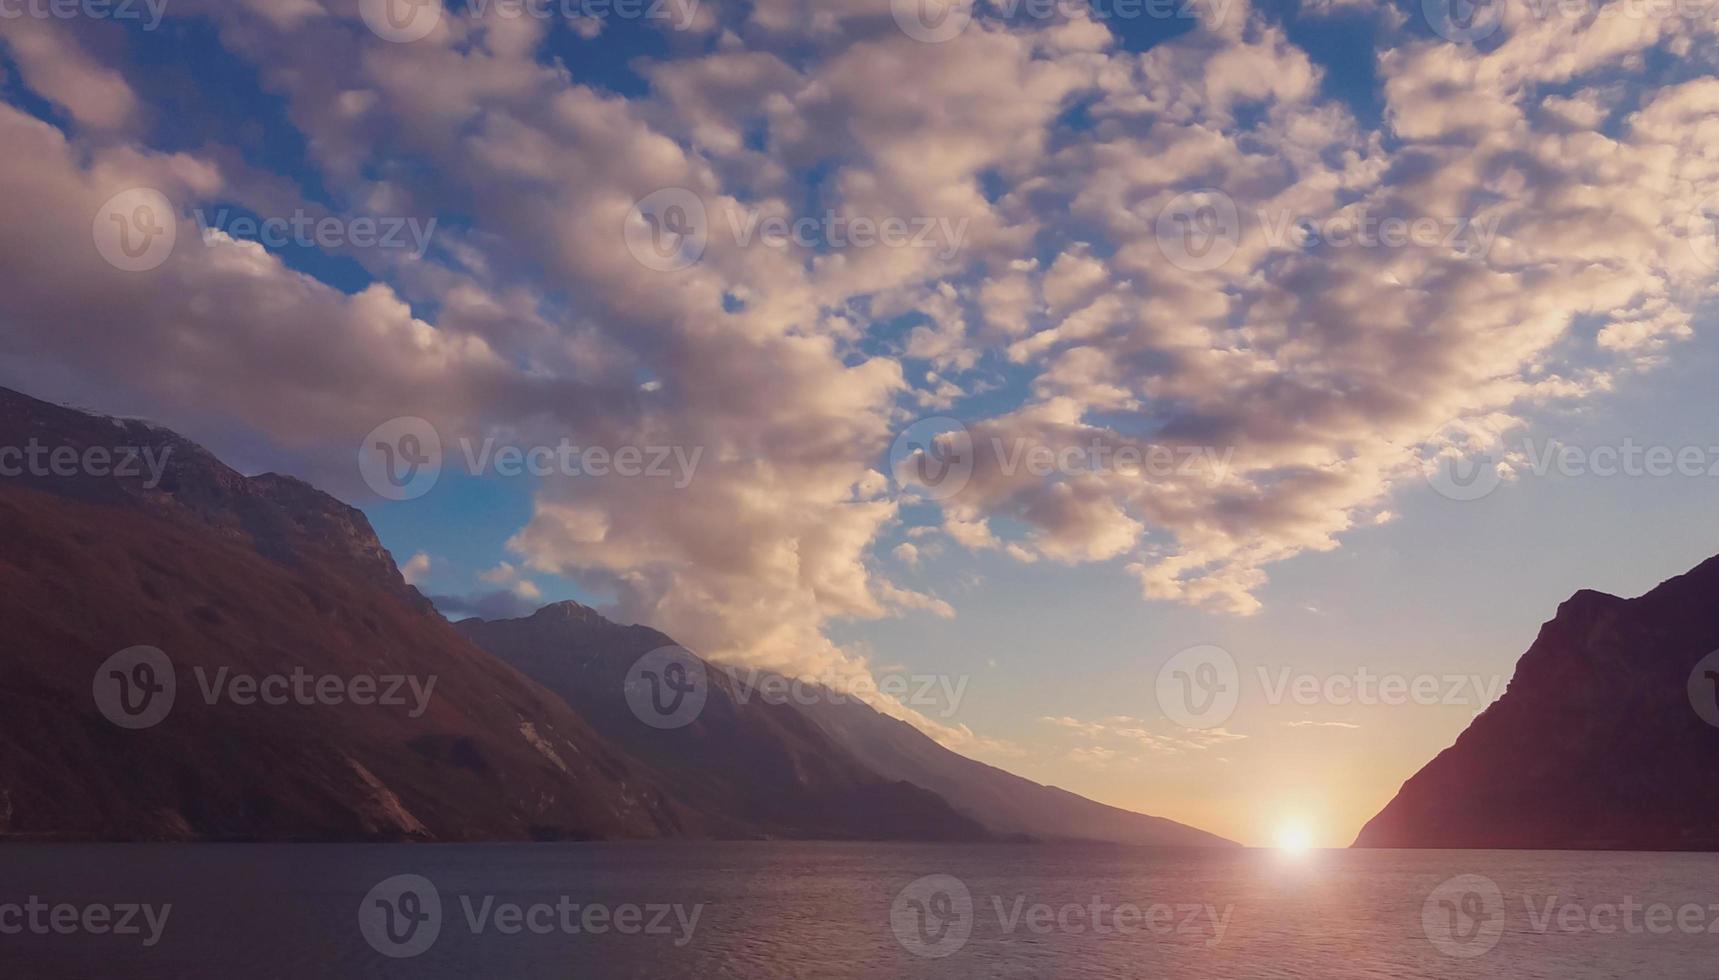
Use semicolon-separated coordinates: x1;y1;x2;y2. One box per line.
0;387;694;841
1354;554;1719;850
457;605;1236;847
790;687;1239;848
455;605;987;841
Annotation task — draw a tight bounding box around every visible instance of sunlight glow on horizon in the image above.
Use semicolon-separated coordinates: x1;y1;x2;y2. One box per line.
1274;823;1314;856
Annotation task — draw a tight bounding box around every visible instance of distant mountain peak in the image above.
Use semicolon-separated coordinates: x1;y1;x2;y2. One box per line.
531;599;609;624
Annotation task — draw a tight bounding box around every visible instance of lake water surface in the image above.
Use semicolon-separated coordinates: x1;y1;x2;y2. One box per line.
3;843;1716;978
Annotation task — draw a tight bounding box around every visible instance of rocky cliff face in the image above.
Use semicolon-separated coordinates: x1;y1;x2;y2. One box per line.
0;388;428;612
0;386;693;841
1354;555;1719;850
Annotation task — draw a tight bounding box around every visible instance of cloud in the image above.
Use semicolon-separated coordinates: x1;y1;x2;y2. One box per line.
0;19;141;132
400;551;432;585
1068;745;1120;766
427;561;545;621
429;590;542;622
1040;714;1246;754
479;561;542;601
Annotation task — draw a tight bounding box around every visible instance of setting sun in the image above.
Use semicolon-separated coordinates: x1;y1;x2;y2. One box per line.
1275;825;1314;855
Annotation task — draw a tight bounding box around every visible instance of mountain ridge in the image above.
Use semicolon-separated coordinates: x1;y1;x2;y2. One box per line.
457;603;1239;848
454;603;990;842
785;675;1240;848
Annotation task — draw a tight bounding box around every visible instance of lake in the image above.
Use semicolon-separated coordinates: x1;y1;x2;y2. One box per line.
3;843;1716;978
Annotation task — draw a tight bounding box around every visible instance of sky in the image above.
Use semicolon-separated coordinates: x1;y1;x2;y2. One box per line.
1;0;1716;847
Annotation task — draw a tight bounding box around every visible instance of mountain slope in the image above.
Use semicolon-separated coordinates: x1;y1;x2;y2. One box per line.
0;386;695;841
455;605;987;841
457;605;1235;848
791;690;1239;848
1354;554;1719;850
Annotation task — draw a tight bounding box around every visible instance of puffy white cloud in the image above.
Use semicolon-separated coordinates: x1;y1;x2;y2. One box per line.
479;561;542;601
0;19;139;132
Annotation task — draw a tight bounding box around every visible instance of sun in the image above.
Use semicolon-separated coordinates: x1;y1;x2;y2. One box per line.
1274;824;1314;855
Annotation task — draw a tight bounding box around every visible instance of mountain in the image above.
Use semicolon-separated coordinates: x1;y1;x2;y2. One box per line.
0;386;695;841
789;688;1239;848
1354;554;1719;850
457;606;1236;848
455;606;986;841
